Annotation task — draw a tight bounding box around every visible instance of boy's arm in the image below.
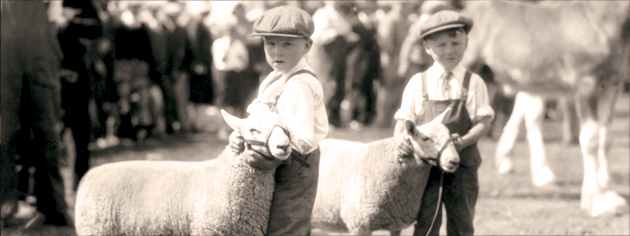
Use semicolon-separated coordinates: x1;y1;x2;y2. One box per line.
393;119;406;137
453;116;492;150
454;75;494;150
281;81;317;155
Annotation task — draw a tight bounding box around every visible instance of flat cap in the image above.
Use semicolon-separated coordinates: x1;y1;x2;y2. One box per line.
417;10;473;40
252;6;314;39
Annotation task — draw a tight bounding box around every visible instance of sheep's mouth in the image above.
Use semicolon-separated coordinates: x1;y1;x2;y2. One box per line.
246;143;275;160
441;162;459;173
270;148;291;159
242;150;283;170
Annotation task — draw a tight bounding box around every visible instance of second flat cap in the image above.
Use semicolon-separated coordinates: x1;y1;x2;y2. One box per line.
251;6;314;39
417;10;473;40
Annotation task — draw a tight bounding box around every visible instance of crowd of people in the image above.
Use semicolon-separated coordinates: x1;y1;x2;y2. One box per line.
68;0;439;149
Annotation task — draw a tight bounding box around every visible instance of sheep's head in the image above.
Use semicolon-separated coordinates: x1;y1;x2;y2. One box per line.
221;107;291;170
420;110;461;172
402;110;460;173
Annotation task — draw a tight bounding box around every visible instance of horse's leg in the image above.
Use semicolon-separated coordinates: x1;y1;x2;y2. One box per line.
522;92;554;186
574;88;599;214
591;80;628;216
495;91;527;174
575;77;628;216
559;97;580;144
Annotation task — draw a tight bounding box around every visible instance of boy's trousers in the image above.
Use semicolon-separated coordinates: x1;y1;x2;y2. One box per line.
267;148;320;235
413;151;480;236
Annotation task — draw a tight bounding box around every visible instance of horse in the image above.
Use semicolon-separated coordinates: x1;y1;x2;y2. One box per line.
460;1;630;216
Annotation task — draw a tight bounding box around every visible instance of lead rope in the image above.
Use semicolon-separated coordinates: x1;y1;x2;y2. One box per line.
424;136;454;236
426;170;444;236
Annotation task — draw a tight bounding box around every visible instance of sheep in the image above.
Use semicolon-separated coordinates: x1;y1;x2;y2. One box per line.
74;107;291;235
311;111;460;235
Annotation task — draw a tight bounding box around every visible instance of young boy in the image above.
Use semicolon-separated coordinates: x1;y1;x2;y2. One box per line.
228;5;329;235
393;10;494;236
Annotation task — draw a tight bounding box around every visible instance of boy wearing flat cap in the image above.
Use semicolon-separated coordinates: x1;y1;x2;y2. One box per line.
228;5;328;235
393;10;494;236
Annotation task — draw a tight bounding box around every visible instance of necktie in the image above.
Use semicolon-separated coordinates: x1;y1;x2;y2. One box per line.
441;71;452;99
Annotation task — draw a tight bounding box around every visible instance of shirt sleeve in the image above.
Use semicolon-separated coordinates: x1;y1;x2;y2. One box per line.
469;75;495;123
280;81;317;155
394;75;422;122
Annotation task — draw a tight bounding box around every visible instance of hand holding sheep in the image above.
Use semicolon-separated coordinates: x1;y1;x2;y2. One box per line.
395;132;414;159
451;133;463;151
229;130;245;154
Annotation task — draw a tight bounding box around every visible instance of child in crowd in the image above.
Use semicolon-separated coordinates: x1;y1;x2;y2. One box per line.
393;10;494;236
228;5;329;235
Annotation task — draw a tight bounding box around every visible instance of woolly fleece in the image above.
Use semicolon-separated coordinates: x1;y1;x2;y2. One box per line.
75;147;276;235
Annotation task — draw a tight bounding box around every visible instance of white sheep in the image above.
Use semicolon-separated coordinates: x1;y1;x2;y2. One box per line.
312;112;459;235
75;108;291;235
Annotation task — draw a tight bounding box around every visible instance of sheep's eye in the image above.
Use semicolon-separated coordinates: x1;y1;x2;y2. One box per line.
249;128;261;134
421;137;431;141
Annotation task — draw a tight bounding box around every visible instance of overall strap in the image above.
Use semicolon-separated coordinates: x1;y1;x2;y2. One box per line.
273;69;318;103
460;70;472;101
285;69;318;82
421;71;428;101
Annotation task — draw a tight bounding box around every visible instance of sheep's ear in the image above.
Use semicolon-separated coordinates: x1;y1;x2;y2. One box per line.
432;107;452;125
403;120;417;136
221;109;242;132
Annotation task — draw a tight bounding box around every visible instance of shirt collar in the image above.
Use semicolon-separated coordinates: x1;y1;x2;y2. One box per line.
429;62;466;82
259;57;310;96
278;57;309;80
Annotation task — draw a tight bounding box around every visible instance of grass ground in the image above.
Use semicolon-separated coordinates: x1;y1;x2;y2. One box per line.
2;94;628;235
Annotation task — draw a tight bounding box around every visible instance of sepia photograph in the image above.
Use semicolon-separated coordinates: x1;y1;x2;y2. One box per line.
1;0;628;235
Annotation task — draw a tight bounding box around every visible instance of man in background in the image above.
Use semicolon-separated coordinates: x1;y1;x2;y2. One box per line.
2;0;72;227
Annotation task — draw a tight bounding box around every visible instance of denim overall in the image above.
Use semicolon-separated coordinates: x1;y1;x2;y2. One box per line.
259;69;321;235
413;71;482;236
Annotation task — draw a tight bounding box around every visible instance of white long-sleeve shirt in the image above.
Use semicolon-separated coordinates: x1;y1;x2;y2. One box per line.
247;58;329;155
394;62;495;125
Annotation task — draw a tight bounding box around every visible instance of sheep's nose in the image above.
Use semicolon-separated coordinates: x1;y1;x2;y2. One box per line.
450;161;459;168
276;144;289;150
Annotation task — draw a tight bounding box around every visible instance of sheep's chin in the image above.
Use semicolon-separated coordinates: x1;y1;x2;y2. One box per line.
242;150;283;170
441;163;458;173
271;151;290;160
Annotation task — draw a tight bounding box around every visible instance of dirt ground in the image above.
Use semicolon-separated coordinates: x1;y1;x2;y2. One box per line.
2;94;628;235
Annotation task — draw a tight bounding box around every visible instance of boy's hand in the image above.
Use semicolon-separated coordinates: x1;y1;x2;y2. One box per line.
229;131;244;154
451;133;463;151
395;134;414;158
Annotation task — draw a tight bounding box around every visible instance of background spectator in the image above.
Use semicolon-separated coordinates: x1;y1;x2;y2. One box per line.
56;0;103;191
1;0;72;227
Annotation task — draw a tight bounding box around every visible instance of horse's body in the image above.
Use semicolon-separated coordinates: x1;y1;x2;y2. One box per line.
461;1;630;216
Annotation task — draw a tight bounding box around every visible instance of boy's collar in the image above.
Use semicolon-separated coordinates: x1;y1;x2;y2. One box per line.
430;62;466;79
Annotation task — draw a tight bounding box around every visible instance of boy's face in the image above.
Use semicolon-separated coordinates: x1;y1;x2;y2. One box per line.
263;36;312;73
423;30;468;71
